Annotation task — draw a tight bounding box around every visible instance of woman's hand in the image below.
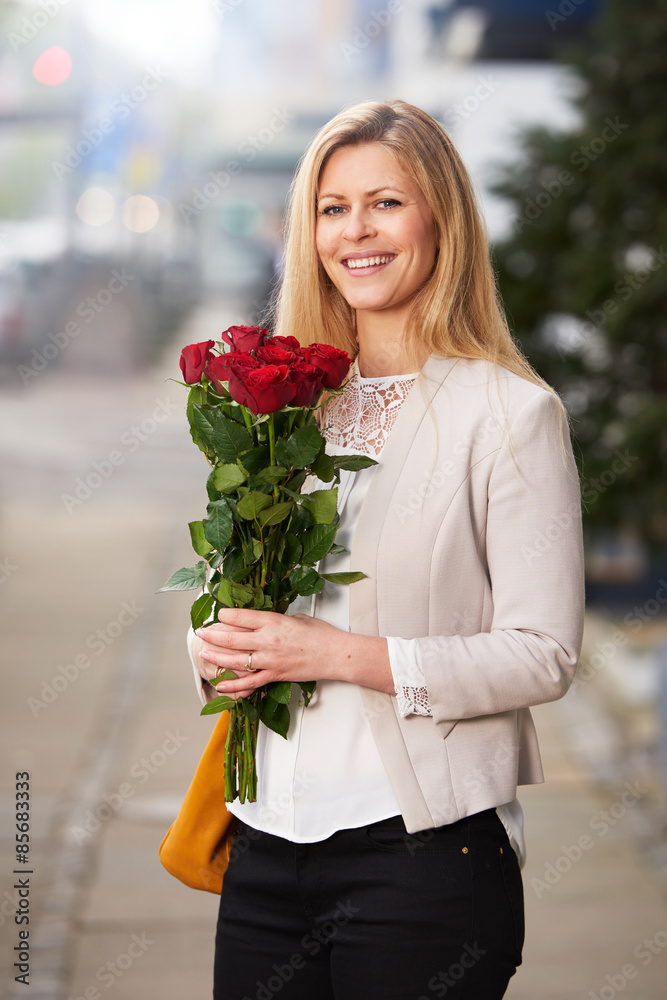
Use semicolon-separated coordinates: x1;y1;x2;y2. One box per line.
191;619;258;701
195;607;395;700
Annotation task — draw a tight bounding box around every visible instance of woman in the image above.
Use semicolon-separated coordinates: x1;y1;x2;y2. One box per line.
189;99;585;999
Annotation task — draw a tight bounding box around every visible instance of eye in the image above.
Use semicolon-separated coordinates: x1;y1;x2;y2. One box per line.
377;198;400;209
320;205;345;216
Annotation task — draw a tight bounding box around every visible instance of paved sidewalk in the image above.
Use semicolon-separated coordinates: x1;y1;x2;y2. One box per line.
1;304;666;999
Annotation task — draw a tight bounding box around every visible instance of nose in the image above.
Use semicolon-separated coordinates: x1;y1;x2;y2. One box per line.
343;205;376;242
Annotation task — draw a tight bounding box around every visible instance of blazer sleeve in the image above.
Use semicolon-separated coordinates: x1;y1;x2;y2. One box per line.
416;388;585;725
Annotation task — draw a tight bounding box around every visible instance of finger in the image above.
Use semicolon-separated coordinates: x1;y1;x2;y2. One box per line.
216;607;280;628
215;678;263;698
196;626;263;651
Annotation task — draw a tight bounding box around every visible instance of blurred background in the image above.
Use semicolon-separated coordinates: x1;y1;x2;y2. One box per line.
0;0;666;997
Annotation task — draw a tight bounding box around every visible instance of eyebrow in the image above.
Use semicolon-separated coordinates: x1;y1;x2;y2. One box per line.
317;186;407;201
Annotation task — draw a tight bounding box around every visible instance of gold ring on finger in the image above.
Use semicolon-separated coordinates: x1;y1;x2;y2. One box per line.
245;653;258;673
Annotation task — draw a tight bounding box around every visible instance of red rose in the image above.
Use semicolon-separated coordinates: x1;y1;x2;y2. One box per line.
269;335;301;352
206;351;260;393
255;344;298;365
180;340;215;384
220;325;269;353
233;364;296;414
302;344;352;389
288;361;324;407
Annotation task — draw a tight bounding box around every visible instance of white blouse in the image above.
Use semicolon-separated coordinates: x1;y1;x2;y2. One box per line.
191;360;525;864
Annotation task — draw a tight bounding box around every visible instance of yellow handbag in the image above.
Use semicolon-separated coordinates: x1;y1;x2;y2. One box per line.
158;711;239;894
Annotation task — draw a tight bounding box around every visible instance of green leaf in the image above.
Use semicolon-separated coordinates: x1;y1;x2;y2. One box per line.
288;565;325;596
282;532;302;568
285;425;323;468
213;463;248;493
212;415;253;462
253;465;288;485
261;700;290;738
188;520;213;557
239;698;259;722
223;548;245;581
264;681;292;704
201;694;237;716
301;523;338;564
302;488;338;525
186;387;206;449
230;583;255;607
251;538;264;561
287;469;308;492
216;577;234;607
191;405;217;451
206;469;222;502
289;502;313;534
237;491;273;520
203;500;234;552
329;544;347;555
310;451;336;482
158;561;207;592
257;500;294;527
333;454;379;471
320;571;367;584
190;593;214;629
238;445;270;475
217;668;239;682
298;680;316;707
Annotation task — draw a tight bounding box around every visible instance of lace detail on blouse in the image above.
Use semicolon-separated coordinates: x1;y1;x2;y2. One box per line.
323;358;419;457
323;358;432;718
395;681;431;718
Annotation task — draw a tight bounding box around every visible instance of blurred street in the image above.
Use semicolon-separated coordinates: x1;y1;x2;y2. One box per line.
1;301;666;999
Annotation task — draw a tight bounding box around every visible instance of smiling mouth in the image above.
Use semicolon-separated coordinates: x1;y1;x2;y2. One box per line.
342;254;396;270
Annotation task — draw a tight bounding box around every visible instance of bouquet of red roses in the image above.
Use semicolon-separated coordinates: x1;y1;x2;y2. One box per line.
160;324;376;802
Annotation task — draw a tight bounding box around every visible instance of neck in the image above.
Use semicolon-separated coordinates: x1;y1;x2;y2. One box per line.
355;310;428;378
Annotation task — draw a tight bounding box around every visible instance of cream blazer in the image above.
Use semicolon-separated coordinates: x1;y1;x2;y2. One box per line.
350;353;585;834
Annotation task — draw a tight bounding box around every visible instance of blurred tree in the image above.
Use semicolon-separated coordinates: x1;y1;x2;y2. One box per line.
490;0;667;549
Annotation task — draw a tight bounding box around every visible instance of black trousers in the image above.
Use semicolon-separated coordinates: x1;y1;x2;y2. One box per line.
213;808;524;1000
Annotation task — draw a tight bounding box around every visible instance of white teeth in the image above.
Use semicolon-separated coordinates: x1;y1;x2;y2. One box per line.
345;255;393;269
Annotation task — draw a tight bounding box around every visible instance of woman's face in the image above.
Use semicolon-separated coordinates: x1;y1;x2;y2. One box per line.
315;143;438;322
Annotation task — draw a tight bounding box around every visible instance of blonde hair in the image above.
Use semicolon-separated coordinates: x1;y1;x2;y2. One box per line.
272;98;552;395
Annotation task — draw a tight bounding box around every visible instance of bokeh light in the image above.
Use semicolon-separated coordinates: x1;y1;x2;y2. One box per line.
75;187;115;226
121;194;160;233
32;46;73;86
